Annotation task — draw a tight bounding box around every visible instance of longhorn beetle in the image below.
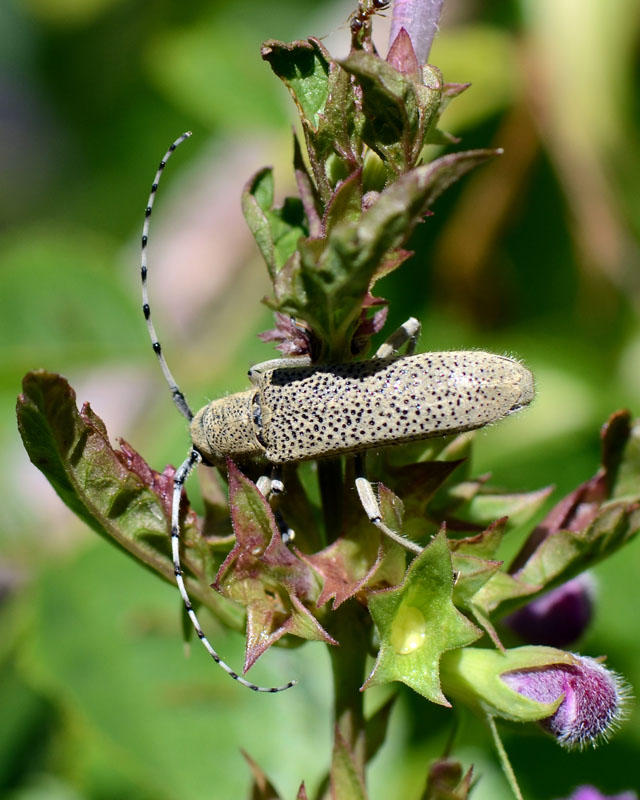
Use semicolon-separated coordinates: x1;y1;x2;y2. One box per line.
141;132;535;693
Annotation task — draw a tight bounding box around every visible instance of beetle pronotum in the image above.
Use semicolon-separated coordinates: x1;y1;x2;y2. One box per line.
141;133;535;692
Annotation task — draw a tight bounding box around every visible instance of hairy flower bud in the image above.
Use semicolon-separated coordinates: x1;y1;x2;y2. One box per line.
440;646;630;749
501;654;629;749
505;575;595;647
557;787;638;800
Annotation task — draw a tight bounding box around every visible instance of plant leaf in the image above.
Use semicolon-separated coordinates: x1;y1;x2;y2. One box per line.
364;529;481;703
16;371;233;621
215;461;335;671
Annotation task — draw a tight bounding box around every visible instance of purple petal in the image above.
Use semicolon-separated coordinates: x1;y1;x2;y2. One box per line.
504;575;595;648
389;0;445;66
502;655;629;750
557;786;638;800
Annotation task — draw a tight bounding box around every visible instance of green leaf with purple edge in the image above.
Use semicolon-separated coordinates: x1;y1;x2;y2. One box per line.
503;500;640;609
301;481;406;608
293;131;322;237
323;169;364;235
216;461;335;670
475;416;640;618
449;517;508;559
300;517;382;610
330;726;368;800
340;50;422;175
16;371;235;623
364;529;481;704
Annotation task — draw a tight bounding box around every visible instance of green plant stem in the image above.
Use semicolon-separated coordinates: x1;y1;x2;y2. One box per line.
487;714;524;800
328;600;370;787
318;458;344;543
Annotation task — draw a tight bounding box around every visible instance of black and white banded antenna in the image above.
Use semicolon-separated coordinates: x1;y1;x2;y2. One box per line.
141;131;194;422
140;132;296;693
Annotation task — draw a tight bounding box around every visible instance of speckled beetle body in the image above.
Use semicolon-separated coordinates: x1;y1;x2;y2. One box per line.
190;351;534;466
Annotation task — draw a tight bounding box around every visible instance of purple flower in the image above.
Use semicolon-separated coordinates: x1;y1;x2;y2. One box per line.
389;0;445;66
556;786;638;800
501;654;629;749
505;574;595;648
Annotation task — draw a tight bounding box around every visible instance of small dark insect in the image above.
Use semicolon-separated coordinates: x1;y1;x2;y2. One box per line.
350;0;390;36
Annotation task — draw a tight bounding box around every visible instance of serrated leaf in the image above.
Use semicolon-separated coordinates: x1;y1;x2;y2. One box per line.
364;530;481;703
16;371;231;621
262;38;355;205
215;461;335;670
300;483;405;608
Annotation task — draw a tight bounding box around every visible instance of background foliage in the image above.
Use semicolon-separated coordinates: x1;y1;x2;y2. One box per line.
2;0;640;798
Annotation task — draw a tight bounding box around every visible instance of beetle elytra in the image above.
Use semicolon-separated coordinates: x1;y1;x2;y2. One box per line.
141;133;535;692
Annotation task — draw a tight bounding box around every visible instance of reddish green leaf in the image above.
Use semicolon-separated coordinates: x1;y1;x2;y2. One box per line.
215;461;335;671
16;371;233;622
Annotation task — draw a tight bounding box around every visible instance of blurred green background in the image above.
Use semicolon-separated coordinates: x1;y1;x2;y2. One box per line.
2;0;640;797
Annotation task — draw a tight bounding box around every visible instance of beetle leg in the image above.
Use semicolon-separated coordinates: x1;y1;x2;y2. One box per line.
257;465;295;543
248;356;312;384
354;454;422;554
374;316;421;359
